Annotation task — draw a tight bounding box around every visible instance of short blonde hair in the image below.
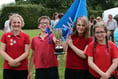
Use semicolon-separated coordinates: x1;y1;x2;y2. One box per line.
9;14;24;27
96;16;101;20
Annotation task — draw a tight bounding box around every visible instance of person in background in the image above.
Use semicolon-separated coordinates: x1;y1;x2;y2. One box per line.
114;27;118;79
27;16;63;79
96;16;102;23
107;14;117;42
85;22;118;79
65;16;93;79
51;12;59;31
4;13;14;33
0;14;30;79
89;15;97;37
96;16;105;24
58;13;64;19
114;27;118;47
53;12;64;28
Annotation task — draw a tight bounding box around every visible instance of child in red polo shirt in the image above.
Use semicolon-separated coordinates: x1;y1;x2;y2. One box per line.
27;16;60;79
65;16;93;79
0;14;30;79
85;22;118;79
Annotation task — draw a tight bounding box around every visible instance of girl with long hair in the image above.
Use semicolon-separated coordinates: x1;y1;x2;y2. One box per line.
85;22;118;79
65;16;93;79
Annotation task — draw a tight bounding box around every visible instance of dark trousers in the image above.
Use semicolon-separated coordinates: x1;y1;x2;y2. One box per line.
35;67;59;79
108;30;114;42
3;69;28;79
65;68;90;79
89;73;116;79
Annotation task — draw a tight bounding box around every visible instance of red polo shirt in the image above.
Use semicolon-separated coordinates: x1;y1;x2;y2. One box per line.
1;31;30;70
66;35;93;70
31;33;58;69
85;41;118;78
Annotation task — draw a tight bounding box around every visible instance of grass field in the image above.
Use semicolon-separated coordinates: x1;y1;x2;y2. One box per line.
0;29;66;79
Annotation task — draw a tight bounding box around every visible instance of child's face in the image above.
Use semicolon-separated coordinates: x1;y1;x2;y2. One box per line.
10;17;22;31
38;19;50;32
94;27;107;41
76;20;86;35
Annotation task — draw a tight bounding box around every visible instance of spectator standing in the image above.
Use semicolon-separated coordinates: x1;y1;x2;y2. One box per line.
51;12;59;31
4;13;14;32
89;15;97;37
107;14;117;42
96;16;102;23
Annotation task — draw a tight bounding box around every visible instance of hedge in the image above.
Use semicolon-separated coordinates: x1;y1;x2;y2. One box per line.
88;10;103;19
0;4;67;29
0;4;103;29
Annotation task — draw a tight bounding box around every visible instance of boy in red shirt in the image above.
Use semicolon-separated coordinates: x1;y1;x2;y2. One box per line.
85;22;118;79
27;16;61;79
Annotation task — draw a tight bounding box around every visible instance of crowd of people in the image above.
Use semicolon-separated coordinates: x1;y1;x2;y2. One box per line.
0;12;118;79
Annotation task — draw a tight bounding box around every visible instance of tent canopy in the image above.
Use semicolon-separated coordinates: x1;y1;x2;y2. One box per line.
102;7;118;23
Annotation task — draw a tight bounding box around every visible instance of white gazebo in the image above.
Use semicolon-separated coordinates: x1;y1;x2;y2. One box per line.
102;7;118;23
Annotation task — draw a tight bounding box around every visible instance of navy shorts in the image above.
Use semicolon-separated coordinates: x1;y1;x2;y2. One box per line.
35;67;59;79
3;69;28;79
65;68;90;79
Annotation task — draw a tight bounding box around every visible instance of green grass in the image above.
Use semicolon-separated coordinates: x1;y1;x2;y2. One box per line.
0;29;65;79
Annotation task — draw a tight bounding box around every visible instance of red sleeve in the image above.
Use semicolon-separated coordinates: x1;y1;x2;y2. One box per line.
50;33;55;44
24;33;30;44
31;37;35;50
1;33;7;43
85;42;94;57
50;33;54;40
88;37;93;45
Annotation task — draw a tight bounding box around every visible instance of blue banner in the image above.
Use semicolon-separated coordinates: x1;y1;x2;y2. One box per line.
54;0;87;40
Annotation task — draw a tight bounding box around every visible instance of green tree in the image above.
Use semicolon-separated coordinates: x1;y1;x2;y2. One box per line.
29;0;42;4
87;0;117;10
26;0;73;9
44;0;63;8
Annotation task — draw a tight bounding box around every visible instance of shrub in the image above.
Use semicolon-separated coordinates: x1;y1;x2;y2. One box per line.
0;4;66;29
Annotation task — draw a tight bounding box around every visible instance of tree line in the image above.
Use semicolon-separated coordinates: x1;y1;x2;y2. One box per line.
15;0;118;10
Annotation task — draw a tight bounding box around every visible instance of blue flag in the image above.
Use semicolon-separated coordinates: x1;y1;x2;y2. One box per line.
54;0;87;40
